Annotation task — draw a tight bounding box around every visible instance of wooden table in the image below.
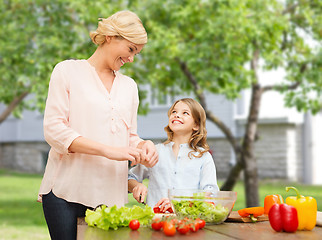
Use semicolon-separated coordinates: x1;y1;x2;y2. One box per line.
77;218;322;240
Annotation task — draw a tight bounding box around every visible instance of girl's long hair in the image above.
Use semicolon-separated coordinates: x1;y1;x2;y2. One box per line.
164;98;209;158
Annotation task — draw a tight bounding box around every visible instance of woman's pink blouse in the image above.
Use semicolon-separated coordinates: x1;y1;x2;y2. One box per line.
38;59;142;208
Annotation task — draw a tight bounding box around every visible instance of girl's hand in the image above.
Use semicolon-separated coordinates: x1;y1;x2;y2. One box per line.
132;183;148;204
138;140;158;168
155;198;172;213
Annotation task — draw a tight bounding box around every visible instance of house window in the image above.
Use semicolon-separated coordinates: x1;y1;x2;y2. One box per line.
140;84;191;109
150;87;176;108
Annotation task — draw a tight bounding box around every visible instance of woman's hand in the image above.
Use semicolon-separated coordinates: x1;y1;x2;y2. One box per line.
132;183;148;204
104;146;143;166
137;140;158;168
68;136;142;164
155;198;172;213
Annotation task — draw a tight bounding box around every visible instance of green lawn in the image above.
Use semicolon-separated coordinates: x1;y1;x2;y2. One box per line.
0;169;321;240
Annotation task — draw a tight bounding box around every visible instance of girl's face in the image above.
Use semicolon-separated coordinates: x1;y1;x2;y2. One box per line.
168;101;199;135
105;36;144;71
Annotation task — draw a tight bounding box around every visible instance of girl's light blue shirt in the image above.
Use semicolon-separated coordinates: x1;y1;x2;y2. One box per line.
128;142;219;207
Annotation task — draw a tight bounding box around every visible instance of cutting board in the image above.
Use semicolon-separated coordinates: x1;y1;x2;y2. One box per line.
226;211;322;226
225;211;269;223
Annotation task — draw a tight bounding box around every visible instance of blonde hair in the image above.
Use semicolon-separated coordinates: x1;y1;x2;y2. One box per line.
90;10;147;45
164;98;210;158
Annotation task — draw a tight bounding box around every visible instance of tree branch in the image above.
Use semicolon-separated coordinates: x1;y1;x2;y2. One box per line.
220;160;244;190
0;91;29;124
251;45;260;84
262;62;307;92
175;58;241;154
175;58;208;109
262;81;301;92
282;2;300;15
280;31;288;51
246;1;302;19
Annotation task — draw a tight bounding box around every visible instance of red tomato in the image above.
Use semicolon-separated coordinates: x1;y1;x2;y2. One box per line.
163;222;176;236
153;207;161;213
195;218;206;229
129;219;140;230
151;220;163;231
177;222;190;234
170;218;178;226
167;207;174;213
189;220;200;232
176;220;183;230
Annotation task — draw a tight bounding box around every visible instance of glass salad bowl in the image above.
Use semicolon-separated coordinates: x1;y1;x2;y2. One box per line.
169;189;237;225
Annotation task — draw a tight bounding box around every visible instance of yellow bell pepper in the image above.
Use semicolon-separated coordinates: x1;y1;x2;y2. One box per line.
285;186;317;230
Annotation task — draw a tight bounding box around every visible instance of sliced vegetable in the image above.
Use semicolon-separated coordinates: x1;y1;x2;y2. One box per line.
153;207;161;213
237;207;264;222
172;200;229;224
153;205;174;214
167;207;174;213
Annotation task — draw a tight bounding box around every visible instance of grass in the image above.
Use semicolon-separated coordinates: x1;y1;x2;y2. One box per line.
0;169;321;240
0;170;49;240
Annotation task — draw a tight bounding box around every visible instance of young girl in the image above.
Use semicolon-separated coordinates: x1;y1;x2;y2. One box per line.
128;98;219;211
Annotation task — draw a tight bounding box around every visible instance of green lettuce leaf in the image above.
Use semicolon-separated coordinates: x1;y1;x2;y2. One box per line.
172;200;229;224
85;204;154;231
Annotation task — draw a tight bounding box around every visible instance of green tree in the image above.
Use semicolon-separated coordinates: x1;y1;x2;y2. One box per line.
1;0;321;207
0;0;123;122
128;0;321;206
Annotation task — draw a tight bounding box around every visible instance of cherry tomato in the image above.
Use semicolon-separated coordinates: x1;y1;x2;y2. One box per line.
170;218;178;226
177;223;190;234
129;219;140;230
153;207;161;213
151;220;163;231
183;217;190;222
195;218;206;229
176;220;183;230
163;222;176;236
189;220;200;232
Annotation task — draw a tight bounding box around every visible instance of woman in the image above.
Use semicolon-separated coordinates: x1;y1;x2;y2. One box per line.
38;10;158;240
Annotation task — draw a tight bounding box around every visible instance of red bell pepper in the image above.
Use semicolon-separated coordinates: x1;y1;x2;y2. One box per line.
268;203;298;233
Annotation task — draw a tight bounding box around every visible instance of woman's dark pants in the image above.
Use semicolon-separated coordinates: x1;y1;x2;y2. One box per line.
42;191;90;240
